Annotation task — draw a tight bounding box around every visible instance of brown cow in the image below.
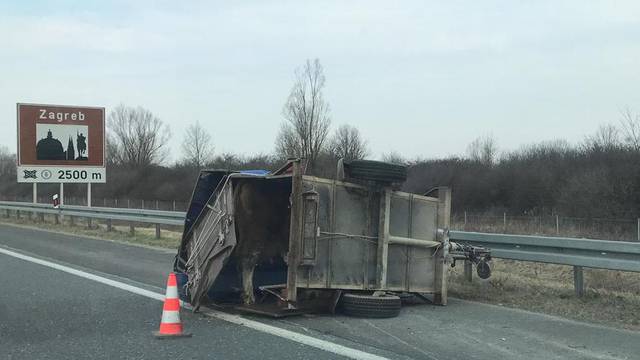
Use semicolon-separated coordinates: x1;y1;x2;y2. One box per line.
233;178;291;304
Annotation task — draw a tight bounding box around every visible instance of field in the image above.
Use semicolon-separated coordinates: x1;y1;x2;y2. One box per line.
1;212;638;330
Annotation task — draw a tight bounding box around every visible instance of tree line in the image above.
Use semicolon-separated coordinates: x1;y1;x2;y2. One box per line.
1;59;639;220
403;116;640;218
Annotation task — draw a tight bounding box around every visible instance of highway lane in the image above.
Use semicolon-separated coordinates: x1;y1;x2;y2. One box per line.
0;224;174;289
1;223;639;359
0;253;350;360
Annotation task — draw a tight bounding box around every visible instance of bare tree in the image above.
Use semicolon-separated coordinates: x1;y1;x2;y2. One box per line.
381;151;406;165
275;123;302;159
275;59;331;169
181;121;213;168
583;124;620;151
107;104;170;167
619;107;640;151
0;145;15;177
466;135;498;165
329;124;369;161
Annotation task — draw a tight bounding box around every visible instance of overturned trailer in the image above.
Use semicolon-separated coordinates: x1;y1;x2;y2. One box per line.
174;160;490;316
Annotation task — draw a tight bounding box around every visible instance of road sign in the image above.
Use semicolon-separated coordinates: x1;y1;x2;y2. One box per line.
17;103;106;183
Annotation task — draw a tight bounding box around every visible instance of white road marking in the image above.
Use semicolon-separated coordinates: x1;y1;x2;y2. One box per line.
0;247;389;360
0;246;164;301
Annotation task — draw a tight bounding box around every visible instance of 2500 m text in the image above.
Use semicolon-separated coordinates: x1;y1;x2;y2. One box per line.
58;170;88;180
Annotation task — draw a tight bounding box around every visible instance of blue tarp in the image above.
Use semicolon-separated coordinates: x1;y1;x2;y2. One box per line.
239;169;270;176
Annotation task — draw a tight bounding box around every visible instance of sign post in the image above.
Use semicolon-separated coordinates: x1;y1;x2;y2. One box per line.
17;103;106;211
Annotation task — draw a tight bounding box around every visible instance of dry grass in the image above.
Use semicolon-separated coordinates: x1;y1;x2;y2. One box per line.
449;218;640;330
0;213;181;249
449;259;640;331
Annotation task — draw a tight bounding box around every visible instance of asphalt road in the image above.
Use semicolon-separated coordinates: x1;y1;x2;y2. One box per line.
0;223;638;360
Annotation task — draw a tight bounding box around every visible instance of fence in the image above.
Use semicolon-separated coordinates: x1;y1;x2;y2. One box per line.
454;212;640;242
2;195;190;212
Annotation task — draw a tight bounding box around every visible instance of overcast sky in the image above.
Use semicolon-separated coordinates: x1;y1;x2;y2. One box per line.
2;1;640;162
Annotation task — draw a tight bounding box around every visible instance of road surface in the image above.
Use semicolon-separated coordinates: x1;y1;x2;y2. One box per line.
0;223;638;359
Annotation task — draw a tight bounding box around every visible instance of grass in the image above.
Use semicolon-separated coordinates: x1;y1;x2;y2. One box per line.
0;213;181;249
448;259;640;331
449;219;640;331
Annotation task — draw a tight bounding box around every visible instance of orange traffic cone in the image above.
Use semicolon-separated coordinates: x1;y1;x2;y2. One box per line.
154;273;191;338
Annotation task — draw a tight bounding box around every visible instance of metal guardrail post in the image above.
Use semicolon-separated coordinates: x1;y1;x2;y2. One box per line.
16;210;20;219
574;266;584;297
106;219;112;232
464;260;473;282
155;224;161;239
129;222;135;235
54;214;59;224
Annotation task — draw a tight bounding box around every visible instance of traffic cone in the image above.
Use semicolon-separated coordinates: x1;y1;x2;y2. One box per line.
154;273;191;338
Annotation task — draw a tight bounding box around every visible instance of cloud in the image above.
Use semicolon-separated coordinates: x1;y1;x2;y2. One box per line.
2;17;142;53
2;0;640;159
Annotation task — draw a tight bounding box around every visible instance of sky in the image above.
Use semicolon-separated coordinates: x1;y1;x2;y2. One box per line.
2;1;640;162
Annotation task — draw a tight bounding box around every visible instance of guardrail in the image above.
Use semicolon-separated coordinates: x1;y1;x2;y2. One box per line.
0;201;186;238
1;200;639;296
449;230;640;296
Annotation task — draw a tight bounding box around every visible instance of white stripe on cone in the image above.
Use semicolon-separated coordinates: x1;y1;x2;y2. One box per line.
165;285;178;298
161;310;182;324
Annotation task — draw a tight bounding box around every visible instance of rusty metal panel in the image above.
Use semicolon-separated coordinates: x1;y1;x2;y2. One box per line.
411;197;438;241
304;179;333;287
408;196;439;291
387;195;410;289
296;177;440;293
330;184;370;288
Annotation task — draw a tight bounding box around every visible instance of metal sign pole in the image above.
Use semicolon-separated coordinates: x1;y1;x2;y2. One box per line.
32;183;37;219
59;183;64;222
87;183;92;229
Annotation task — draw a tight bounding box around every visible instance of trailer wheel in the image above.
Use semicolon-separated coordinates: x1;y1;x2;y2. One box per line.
341;293;402;318
343;160;407;183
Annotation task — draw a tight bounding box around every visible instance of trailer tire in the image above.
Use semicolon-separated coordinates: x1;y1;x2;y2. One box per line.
343;160;407;183
341;293;401;318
